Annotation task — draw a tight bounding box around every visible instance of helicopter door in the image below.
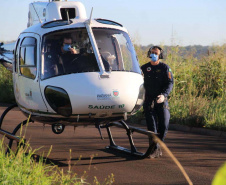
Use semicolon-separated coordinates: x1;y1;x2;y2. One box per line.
14;33;47;112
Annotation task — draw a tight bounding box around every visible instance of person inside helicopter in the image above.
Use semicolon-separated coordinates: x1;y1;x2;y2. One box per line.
42;36;78;78
41;28;141;80
59;35;110;73
42;30;103;79
58;35;80;73
60;35;78;55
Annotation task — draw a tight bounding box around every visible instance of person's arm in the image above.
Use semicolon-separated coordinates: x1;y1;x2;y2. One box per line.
161;66;174;98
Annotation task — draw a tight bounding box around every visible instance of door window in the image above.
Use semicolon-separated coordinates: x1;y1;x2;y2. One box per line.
19;37;37;79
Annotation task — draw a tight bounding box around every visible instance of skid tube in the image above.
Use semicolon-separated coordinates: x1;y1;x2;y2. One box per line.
102;120;157;159
0;104;32;154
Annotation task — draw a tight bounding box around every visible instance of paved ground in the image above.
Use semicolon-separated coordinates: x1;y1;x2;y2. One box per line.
0;106;226;185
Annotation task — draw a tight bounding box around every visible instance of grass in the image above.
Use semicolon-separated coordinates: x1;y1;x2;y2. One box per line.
0;139;114;185
169;95;226;130
0;65;15;103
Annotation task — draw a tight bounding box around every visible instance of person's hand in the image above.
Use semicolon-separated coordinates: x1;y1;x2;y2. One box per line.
157;95;165;103
69;48;78;54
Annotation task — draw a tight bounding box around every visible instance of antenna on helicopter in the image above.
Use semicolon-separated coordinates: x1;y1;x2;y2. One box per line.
31;3;42;24
88;7;93;25
66;9;70;24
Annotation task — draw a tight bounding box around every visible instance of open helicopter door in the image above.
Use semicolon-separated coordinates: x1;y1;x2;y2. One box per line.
14;33;47;113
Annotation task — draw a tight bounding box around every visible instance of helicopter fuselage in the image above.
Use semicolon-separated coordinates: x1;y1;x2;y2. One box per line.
0;1;161;160
2;1;145;125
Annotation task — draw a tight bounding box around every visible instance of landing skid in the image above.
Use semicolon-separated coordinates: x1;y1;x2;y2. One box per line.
0;104;32;154
0;105;157;158
103;121;157;159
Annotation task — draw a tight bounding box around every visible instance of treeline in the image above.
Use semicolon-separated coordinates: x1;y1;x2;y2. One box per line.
140;44;209;59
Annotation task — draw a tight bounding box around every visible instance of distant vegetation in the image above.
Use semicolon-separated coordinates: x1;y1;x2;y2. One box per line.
133;44;226;130
0;44;225;129
0;65;14;103
141;44;210;59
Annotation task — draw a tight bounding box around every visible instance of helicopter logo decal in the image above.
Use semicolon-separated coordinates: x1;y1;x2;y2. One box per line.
97;90;119;100
97;93;112;100
113;90;119;97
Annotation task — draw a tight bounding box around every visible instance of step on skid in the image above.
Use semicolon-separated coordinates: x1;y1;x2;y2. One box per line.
102;120;157;159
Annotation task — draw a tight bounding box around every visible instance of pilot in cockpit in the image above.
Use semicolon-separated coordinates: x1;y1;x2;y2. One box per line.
58;35;109;74
58;35;80;73
60;36;78;55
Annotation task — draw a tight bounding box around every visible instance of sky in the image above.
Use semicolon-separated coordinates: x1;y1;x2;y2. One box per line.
0;0;226;46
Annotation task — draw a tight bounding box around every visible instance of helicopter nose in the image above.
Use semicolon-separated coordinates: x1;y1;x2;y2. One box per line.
41;72;144;118
67;77;144;117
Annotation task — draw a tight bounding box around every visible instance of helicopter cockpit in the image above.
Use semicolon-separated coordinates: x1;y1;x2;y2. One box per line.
41;27;141;79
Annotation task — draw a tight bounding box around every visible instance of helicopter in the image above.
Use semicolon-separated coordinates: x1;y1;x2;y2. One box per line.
0;0;156;158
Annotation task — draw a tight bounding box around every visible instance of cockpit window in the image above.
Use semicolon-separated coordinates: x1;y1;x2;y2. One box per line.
42;20;72;28
41;27;141;80
41;28;99;80
95;19;123;27
93;28;141;74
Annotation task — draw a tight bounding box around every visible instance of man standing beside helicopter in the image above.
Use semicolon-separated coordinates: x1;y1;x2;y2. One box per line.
141;46;174;158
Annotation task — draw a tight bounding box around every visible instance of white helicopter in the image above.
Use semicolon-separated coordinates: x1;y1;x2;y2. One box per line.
0;0;156;158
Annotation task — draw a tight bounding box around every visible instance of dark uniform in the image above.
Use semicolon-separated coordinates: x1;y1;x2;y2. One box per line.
141;62;173;141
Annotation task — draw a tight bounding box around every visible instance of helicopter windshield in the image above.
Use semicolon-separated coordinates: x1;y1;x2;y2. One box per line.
41;28;99;79
41;27;141;80
93;28;141;73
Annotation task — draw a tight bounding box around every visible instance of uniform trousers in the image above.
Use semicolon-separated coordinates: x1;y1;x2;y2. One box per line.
143;100;170;141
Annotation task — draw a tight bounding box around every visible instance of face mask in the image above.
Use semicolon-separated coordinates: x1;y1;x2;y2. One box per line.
63;44;71;52
150;54;158;62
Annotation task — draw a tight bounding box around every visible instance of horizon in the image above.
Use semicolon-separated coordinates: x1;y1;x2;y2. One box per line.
1;40;223;48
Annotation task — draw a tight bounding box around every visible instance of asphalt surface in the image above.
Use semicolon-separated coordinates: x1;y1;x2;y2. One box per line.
0;106;226;185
